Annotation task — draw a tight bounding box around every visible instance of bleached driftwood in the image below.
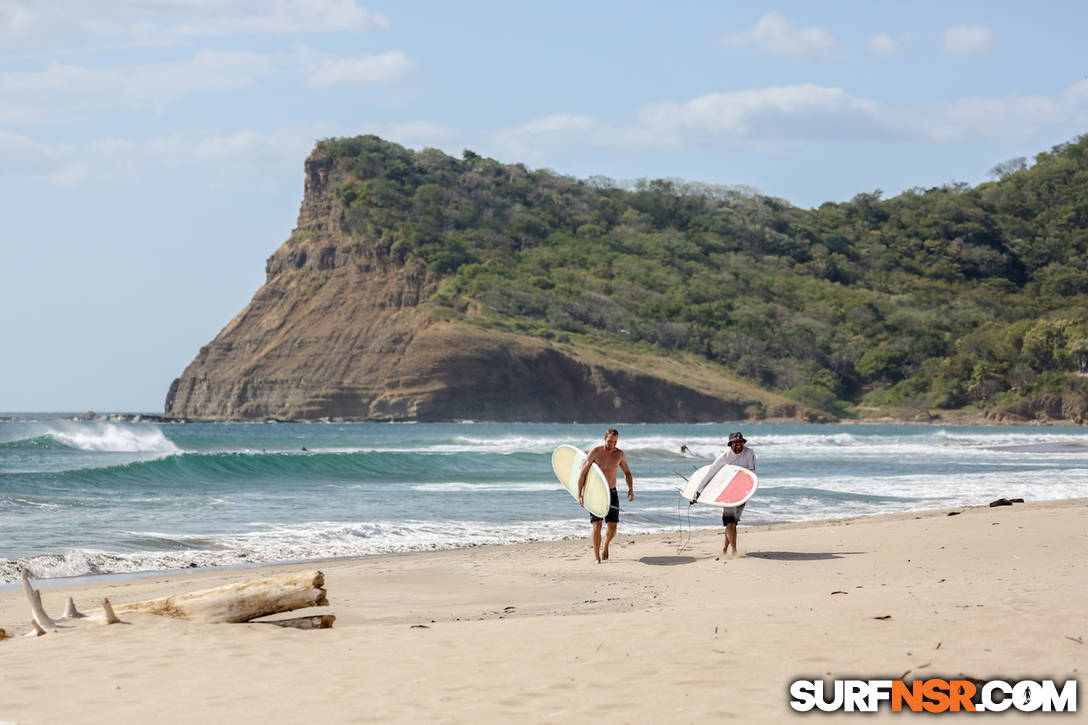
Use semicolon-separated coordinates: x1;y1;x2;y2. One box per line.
13;569;331;634
102;598;123;625
63;597;87;619
256;614;336;630
114;570;328;623
21;569;58;631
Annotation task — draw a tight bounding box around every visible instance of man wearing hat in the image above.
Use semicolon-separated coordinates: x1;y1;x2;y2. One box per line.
693;431;756;555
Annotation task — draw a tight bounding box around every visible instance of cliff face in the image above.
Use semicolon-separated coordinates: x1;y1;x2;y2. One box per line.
165;149;832;422
985;385;1088;425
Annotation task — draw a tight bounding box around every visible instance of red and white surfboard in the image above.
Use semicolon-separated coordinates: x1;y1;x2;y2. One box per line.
680;464;758;508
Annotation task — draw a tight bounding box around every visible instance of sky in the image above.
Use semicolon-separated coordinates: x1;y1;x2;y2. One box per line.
2;1;1087;412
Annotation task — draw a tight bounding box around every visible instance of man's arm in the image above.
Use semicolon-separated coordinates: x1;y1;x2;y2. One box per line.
577;448;599;502
620;453;634;501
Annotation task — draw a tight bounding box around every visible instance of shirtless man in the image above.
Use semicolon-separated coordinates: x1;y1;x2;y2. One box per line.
577;428;634;563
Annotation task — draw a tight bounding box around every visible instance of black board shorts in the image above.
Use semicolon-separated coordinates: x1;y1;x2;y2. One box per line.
590;488;620;524
722;502;746;526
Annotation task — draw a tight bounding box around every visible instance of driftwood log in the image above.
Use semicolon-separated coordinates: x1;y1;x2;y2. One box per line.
15;569;332;632
102;598;123;625
113;570;328;623
63;597;86;619
21;569;59;631
257;614;337;630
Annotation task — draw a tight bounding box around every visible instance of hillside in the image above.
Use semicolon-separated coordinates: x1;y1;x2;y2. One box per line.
167;134;1088;422
165;145;828;422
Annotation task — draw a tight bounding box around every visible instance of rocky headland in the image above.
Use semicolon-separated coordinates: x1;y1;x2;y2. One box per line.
165;149;830;422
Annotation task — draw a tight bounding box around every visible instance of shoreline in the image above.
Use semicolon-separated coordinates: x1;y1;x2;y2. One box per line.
6;496;1084;591
3;496;1083;608
2;497;1085;722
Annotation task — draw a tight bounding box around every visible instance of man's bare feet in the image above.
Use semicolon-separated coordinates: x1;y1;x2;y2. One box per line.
602;548;609;561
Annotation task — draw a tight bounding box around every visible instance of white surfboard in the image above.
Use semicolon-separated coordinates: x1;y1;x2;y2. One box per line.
680;464;758;508
552;445;612;518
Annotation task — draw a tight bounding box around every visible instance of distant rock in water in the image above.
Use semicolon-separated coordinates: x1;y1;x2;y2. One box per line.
165;141;831;423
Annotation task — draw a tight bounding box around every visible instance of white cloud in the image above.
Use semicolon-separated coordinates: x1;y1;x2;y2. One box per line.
909;95;1063;142
717;12;843;60
0;127;309;187
491;114;603;162
867;33;908;58
2;121;460;188
0;51;273;123
0;47;420;124
1066;77;1088;103
119;127;323;174
491;87;894;161
0;3;33;37
48;162;90;186
308;51;415;87
519;114;597;135
0;1;389;49
940;25;999;56
0;129;54;174
491;87;896;160
155;0;390;37
487;78;1088;158
637;85;893;144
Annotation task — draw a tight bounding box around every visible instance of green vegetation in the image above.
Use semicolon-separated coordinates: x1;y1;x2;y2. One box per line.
315;133;1088;417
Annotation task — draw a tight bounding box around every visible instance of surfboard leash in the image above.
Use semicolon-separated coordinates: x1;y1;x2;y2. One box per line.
676;495;694;554
672;468;694;554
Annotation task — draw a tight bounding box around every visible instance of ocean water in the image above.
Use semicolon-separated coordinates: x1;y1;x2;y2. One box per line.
2;417;1086;582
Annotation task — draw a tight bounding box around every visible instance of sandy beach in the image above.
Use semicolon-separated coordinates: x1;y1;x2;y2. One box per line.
1;498;1085;723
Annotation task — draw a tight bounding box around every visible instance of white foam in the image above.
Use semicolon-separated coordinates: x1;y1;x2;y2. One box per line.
410;478;682;493
211;517;683;559
755;429;1088;459
761;468;1088;501
447;434;578;453
0;516;689;582
47;422;180;453
411;482;559;492
11;498;62;509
